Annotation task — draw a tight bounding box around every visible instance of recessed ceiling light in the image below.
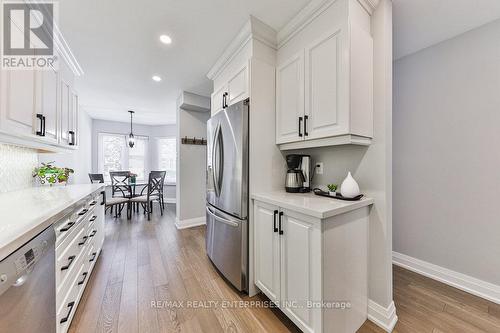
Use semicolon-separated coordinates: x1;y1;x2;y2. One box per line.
152;75;162;82
159;35;172;44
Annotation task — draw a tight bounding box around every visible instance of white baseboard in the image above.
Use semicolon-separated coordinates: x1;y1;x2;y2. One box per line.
175;216;205;229
393;251;500;305
164;198;176;204
368;299;398;332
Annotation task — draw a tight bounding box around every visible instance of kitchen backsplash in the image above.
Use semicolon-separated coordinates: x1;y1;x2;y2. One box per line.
0;143;38;193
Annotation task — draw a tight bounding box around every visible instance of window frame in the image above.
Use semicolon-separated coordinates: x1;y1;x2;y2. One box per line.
155;136;176;185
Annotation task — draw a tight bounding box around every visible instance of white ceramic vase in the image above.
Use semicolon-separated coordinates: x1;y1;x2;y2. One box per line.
340;172;360;198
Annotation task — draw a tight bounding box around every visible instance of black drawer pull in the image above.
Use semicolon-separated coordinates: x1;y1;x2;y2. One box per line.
279;212;284;235
77;272;88;286
61;255;76;271
60;221;75;232
101;191;106;205
298;117;303;137
89;252;97;262
78;209;88;216
89;230;97;238
89;201;97;206
304;115;309;136
89;216;97;222
78;236;88;246
273;210;278;233
60;301;75;324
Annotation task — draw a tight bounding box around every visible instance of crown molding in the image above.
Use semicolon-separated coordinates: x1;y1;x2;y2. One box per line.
277;0;380;49
207;16;277;80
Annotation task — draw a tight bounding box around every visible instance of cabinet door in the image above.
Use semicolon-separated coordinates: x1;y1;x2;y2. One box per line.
227;64;248;106
254;201;281;303
70;90;79;147
0;69;37;137
60;80;71;146
40;66;59;143
211;84;226;116
305;29;348;139
280;210;321;333
276;51;304;144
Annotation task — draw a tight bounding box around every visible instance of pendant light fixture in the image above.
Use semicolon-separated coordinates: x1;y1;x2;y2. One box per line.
128;110;135;148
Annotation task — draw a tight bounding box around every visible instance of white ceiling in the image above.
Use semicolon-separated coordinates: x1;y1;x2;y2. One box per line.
59;0;310;125
393;0;500;60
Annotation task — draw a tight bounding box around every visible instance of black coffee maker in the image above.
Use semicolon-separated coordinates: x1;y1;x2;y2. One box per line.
285;154;311;193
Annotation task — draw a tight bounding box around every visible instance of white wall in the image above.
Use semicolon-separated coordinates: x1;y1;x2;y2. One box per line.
91;119;177;200
394;19;500;286
39;110;93;185
176;93;210;223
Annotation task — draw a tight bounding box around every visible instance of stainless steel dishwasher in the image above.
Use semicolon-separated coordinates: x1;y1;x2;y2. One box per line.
0;226;56;332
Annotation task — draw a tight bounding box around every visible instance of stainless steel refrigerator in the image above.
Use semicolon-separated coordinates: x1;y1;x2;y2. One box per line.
206;98;249;292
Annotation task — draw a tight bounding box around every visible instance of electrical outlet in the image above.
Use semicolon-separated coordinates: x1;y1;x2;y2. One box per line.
316;162;324;175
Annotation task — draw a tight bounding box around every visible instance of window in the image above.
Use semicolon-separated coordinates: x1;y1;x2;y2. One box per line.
98;133;149;182
156;137;176;183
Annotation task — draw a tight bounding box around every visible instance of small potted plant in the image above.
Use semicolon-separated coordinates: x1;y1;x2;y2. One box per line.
33;162;74;186
129;173;138;184
327;184;338;196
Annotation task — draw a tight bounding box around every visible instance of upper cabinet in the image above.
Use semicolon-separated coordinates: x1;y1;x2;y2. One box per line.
276;0;374;150
210;63;249;116
0;12;83;152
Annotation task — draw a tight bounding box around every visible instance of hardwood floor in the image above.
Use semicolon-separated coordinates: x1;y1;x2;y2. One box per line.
70;205;500;333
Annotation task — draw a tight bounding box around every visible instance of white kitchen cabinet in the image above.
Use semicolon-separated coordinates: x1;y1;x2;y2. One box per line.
38;66;60;144
253;193;371;333
276;0;374;150
276;51;304;144
70;90;79;147
0;69;37;137
254;201;281;303
211;84;226;116
59;79;71;146
210;64;249;116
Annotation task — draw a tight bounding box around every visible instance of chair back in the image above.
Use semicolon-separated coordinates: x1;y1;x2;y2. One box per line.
89;173;104;184
146;171;166;200
110;171;132;198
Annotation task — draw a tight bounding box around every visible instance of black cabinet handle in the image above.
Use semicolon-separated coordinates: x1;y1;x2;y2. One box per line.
77;272;88;286
222;93;226;109
279;212;284;235
60;301;75;324
60;221;75;232
78;236;88;246
89;229;97;238
273;210;278;232
78;209;88;216
36;114;45;136
298;117;303;137
89;201;97;206
100;191;106;205
89;215;97;222
69;131;75;146
61;255;76;271
89;252;97;262
304;115;309;136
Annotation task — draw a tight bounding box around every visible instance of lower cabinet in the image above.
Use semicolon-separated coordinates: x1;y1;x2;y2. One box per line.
253;199;370;333
54;189;105;333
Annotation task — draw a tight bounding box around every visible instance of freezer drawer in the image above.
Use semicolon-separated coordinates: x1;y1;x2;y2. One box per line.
206;205;248;291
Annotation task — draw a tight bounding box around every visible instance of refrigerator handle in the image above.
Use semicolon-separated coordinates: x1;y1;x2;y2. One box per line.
212;123;220;197
206;206;239;227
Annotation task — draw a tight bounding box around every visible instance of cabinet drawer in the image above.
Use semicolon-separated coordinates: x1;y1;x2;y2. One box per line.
56;259;85;333
56;226;86;290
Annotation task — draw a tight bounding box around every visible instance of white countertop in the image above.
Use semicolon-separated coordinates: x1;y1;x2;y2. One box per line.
251;191;374;219
0;184;104;261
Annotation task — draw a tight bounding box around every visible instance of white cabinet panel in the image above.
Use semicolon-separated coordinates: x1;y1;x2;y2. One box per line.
70;91;78;147
276;51;304;144
0;69;36;137
254;201;281;303
305;29;347;139
280;212;317;332
40;67;59;143
211;84;226;116
60;80;71;146
227;65;248;106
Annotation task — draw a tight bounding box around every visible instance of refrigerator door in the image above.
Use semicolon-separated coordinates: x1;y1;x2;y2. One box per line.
206;99;249;219
206;204;247;291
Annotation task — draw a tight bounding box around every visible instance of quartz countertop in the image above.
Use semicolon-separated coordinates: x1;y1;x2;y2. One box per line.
251;191;374;219
0;184;104;261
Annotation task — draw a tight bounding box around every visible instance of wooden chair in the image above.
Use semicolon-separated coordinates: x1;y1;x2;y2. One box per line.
109;171;132;217
130;171;166;221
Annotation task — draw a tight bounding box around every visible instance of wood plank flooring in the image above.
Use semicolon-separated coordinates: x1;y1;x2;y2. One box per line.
69;205;500;333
